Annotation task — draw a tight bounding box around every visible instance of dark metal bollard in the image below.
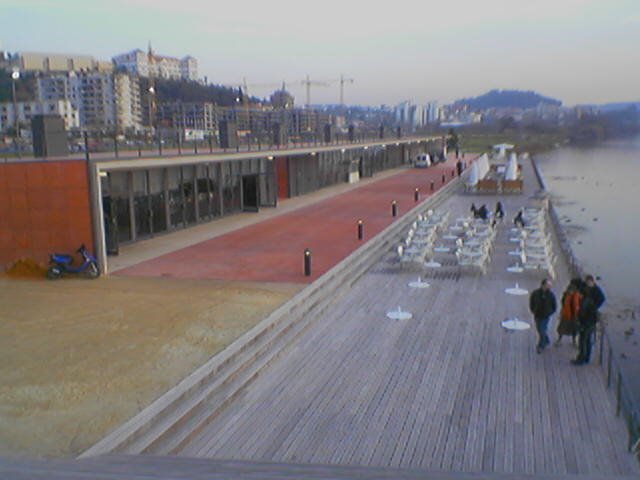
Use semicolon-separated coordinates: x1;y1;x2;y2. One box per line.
451;169;455;177
430;181;435;191
442;174;446;184
304;248;311;276
83;131;90;161
391;200;397;217
194;140;198;154
414;188;419;202
357;219;363;240
138;142;142;157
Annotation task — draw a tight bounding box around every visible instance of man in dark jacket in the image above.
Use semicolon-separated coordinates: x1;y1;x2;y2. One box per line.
529;279;557;353
572;275;606;365
584;275;606;311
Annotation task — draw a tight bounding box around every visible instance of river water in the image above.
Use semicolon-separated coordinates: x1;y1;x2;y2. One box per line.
536;136;640;401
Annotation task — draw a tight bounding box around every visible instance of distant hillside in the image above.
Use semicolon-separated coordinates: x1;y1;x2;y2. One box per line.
453;89;562;110
597;102;640;112
142;77;261;106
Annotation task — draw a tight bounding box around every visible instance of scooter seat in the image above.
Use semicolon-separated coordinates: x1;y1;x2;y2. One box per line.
52;253;74;265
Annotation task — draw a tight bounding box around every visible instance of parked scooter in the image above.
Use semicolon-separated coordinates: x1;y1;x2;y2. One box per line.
46;244;100;279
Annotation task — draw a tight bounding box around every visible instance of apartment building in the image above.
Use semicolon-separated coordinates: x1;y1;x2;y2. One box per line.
0;51;110;73
37;72;142;132
112;48;198;81
0;99;79;132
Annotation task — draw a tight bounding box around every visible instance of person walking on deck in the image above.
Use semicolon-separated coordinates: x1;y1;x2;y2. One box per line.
514;209;526;228
529;279;557;354
572;275;606;365
556;278;582;346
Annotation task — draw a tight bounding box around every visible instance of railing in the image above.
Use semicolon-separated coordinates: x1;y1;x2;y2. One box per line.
533;155;640;455
2;129;432;162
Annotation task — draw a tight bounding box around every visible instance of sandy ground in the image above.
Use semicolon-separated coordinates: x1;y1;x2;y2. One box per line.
0;274;302;459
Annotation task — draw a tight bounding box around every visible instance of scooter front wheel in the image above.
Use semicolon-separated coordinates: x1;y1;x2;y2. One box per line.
86;262;100;279
47;266;62;280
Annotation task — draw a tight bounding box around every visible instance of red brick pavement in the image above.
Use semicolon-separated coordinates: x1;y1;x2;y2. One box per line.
116;156;474;284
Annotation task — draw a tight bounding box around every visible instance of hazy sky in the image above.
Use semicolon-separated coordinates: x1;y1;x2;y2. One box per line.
2;0;639;106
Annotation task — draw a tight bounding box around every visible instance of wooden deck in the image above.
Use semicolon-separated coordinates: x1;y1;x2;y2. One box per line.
170;161;639;476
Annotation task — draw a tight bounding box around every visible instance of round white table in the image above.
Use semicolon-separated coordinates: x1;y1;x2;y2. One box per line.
442;234;458;240
507;264;524;273
505;283;528;295
386;307;413;320
408;277;430;289
433;246;450;253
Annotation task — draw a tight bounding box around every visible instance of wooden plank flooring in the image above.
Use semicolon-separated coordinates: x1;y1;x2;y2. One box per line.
176;162;639;476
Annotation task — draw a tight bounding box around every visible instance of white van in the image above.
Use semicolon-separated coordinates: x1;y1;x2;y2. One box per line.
415;153;431;168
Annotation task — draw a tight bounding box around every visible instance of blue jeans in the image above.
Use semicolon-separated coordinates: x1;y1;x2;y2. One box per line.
577;324;596;363
535;317;550;350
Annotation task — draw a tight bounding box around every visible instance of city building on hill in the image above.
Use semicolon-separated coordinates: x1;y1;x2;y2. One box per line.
0;51;111;73
0;99;79;133
37;71;142;132
270;86;295;109
112;47;198;81
157;102;217;132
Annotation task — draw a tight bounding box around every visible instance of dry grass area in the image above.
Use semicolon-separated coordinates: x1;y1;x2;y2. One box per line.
0;274;302;459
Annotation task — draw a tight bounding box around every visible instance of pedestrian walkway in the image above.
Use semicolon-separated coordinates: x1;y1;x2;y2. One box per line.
170;160;638;476
115;158;463;283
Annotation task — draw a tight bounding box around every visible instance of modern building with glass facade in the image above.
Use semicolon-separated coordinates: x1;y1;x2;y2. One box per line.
0;137;442;274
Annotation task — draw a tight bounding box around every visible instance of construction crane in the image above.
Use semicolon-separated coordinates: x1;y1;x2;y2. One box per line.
327;74;355;105
301;75;330;108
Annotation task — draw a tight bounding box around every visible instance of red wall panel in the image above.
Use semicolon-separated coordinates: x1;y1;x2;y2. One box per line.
0;160;94;270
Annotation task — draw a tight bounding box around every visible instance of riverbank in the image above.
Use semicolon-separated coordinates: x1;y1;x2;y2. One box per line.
532;151;640;407
459;131;567;154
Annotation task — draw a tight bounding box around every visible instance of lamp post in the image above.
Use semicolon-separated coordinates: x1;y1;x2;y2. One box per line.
11;68;20;154
148;85;155;135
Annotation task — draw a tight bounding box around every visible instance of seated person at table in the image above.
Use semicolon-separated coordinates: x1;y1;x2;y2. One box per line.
514;209;526;228
470;203;478;218
495;202;505;219
477;204;489;221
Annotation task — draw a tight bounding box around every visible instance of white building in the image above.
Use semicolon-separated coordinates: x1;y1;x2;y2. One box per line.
112;48;198;81
0;100;79;133
425;101;440;124
395;101;428;130
37;72;142;132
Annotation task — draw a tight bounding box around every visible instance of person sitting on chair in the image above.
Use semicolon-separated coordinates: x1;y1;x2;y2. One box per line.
495;201;505;219
470;203;478;218
514;209;526;228
477;204;489;221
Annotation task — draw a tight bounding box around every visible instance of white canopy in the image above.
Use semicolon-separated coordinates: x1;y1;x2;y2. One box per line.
493;143;514;158
466;161;479;186
477;153;490;179
505;153;518;180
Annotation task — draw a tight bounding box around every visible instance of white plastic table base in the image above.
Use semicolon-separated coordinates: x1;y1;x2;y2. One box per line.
501;317;531;330
386;307;413;320
408;277;430;288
